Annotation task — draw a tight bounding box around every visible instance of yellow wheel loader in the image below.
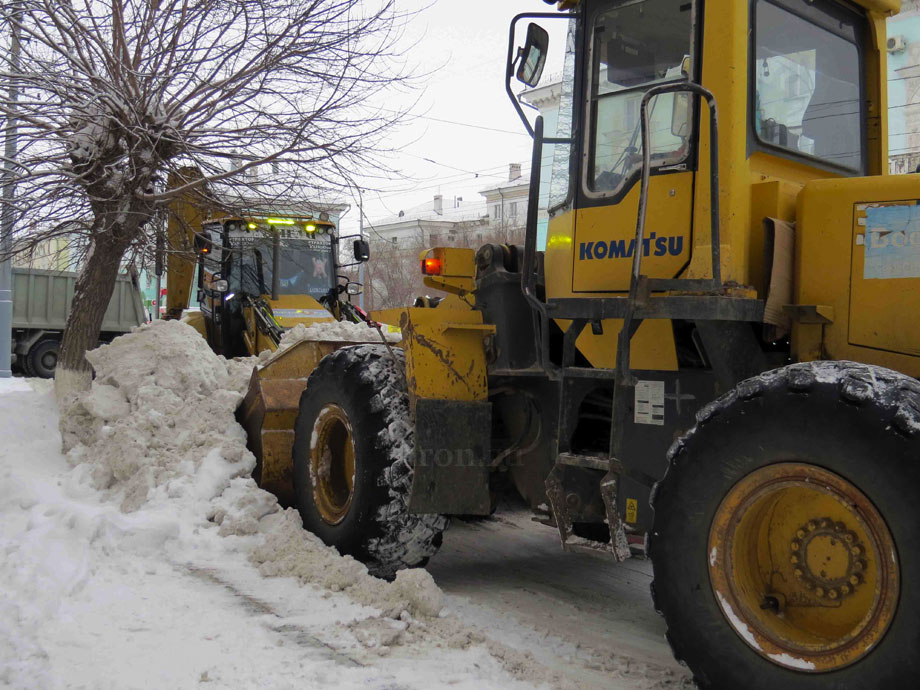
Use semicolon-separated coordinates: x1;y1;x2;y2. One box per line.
238;0;920;686
164;169;373;358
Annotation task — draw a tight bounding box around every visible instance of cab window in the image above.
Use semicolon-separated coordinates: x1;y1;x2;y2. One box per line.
753;0;865;172
586;0;695;196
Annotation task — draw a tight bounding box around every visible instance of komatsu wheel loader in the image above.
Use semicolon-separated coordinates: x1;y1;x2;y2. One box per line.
239;1;920;687
164;168;372;358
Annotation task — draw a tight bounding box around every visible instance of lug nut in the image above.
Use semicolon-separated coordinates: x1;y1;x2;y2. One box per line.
850;545;863;556
844;532;855;543
849;575;861;586
834;522;846;532
828;589;838;600
854;560;865;572
791;540;801;552
841;584;851;595
793;568;804;579
790;555;800;565
815;587;825;597
796;529;806;539
807;521;817;531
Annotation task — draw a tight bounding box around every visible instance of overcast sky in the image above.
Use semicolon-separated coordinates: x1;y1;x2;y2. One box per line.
339;0;569;236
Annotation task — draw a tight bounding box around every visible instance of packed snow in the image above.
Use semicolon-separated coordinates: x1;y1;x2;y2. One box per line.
0;321;549;690
259;320;401;366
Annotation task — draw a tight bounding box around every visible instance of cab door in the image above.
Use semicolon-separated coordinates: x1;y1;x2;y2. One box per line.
572;0;696;294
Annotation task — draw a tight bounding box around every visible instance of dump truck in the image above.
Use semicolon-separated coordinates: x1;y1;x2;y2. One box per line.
164;169;372;358
11;267;146;377
236;1;920;687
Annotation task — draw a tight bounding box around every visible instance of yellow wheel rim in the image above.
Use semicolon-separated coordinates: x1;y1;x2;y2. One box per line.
310;404;356;525
709;463;899;672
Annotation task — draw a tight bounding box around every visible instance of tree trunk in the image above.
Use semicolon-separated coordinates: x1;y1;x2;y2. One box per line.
54;234;128;398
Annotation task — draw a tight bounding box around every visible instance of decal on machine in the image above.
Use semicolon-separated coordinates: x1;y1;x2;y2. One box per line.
634;380;665;426
625;498;639;524
864;204;920;280
578;233;684;261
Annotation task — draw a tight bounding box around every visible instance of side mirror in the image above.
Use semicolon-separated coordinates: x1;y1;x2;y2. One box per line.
353;239;370;263
346;282;362;296
670;92;691;138
212;279;229;293
516;23;549;87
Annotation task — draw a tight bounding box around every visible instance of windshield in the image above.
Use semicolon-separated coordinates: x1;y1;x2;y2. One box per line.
753;0;864;172
232;233;336;299
586;0;694;195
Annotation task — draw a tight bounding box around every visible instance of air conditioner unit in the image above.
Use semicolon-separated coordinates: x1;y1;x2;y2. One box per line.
888;35;907;54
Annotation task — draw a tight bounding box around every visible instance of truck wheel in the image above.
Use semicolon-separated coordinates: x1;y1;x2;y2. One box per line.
28;340;60;379
649;361;920;689
20;350;35;377
292;344;448;579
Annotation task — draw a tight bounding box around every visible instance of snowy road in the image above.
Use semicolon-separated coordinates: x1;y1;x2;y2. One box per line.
430;511;692;689
1;322;692;690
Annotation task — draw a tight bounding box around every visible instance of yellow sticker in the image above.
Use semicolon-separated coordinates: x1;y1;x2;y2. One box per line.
625;498;638;524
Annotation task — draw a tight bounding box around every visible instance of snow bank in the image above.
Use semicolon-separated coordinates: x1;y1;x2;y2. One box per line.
60;320;442;621
2;375;540;690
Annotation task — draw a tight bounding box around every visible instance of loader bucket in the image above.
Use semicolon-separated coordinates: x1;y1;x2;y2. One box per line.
235;337;377;505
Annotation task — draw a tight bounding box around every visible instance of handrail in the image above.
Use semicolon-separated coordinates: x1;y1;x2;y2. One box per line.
616;82;721;384
521;116;549;369
632;82;722;291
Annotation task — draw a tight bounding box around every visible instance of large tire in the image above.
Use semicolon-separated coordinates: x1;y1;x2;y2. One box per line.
19;349;35;377
292;344;448;578
28;339;60;379
650;361;920;689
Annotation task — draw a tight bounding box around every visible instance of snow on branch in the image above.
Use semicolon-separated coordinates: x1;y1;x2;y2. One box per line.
0;0;416;270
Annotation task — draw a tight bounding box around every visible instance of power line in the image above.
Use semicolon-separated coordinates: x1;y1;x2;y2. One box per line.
376;107;531;137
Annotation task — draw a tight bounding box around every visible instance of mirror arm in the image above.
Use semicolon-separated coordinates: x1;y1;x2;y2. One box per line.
505;12;570;138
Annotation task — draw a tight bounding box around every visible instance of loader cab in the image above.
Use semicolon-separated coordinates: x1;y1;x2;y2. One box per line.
509;0;887;367
195;216;340;356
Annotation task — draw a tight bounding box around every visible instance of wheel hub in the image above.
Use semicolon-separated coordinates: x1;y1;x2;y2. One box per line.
709;463;899;673
309;404;356;525
792;518;866;600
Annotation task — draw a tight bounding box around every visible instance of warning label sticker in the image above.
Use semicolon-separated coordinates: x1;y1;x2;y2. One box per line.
625;498;638;524
634;380;665;426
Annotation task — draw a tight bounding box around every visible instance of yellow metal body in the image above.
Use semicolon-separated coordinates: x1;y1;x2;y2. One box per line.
373;290;495;408
240;294;335;356
236;336;378;505
420;247;477;298
165;168;210;321
795;174;920;376
540;0;910;374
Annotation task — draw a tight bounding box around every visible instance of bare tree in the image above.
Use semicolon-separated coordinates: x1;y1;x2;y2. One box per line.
0;0;413;394
365;237;425;311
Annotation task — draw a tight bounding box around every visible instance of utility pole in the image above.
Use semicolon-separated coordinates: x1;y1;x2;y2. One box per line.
357;187;365;310
1;6;22;378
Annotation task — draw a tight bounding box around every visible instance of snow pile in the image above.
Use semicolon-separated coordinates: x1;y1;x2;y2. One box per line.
252;510;444;618
59;319;443;621
260;320;401;365
59;320;255;513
